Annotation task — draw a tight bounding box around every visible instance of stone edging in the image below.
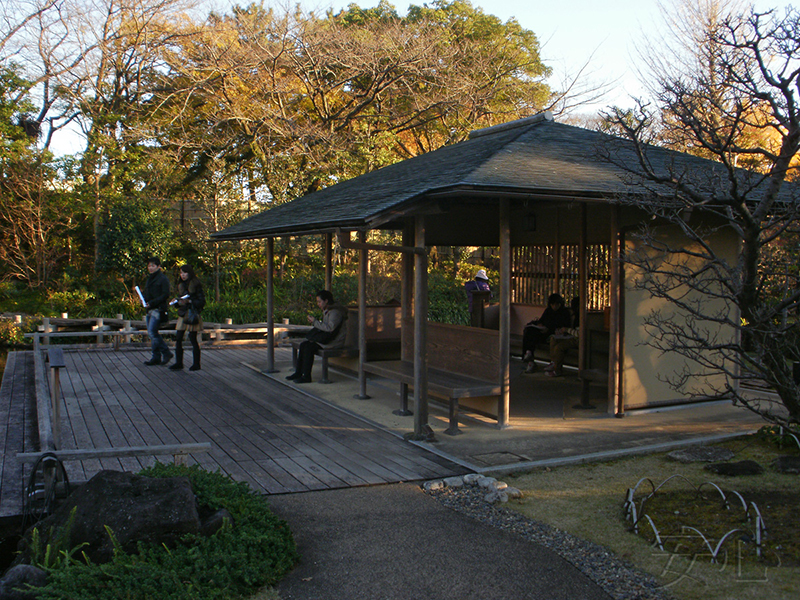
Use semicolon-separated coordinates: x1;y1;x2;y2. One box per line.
422;473;524;504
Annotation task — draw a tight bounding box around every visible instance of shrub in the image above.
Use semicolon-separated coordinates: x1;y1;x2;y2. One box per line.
36;464;298;600
427;271;470;325
0;319;25;345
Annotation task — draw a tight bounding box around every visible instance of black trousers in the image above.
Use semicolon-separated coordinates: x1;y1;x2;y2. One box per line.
175;329;200;366
296;340;321;377
522;326;551;356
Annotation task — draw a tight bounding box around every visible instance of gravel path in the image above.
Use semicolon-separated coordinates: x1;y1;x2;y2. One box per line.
426;484;676;600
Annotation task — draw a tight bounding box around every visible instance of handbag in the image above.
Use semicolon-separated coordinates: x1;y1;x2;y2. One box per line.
305;327;335;344
184;306;200;325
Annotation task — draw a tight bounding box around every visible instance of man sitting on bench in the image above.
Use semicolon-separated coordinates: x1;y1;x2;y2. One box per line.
286;290;348;383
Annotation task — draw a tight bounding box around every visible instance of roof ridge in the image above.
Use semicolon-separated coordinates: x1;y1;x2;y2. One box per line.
467;111;554;140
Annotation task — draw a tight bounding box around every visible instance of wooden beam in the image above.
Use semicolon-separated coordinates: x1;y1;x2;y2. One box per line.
34;349;55;452
336;229;426;255
17;443;212;464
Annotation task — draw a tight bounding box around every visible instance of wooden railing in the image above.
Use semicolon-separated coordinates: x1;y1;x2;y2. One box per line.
25;317;312;349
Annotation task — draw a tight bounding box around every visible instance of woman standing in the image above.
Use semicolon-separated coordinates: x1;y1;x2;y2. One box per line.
169;264;205;371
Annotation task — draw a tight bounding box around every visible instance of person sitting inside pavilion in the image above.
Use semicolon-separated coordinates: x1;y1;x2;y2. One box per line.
522;292;571;373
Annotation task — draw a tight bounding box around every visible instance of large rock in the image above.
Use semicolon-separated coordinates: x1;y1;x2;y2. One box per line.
17;470;200;565
0;564;47;600
773;455;800;474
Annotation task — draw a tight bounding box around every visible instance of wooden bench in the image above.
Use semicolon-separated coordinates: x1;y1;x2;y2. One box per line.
363;319;501;435
484;303;609;367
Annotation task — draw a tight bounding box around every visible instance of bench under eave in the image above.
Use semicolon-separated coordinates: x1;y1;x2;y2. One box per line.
362;360;502;435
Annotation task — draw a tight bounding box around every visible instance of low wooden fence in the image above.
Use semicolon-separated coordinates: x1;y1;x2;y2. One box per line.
25;316;311;349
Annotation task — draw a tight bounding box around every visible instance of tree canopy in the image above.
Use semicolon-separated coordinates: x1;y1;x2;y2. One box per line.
0;0;556;287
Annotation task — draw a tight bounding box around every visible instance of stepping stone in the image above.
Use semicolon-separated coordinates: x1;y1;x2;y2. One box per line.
705;459;763;476
668;446;735;463
773;455;800;474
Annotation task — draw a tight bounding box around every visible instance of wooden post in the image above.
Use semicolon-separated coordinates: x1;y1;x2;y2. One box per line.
498;199;511;428
95;318;104;345
355;231;370;399
609;204;624;416
325;233;333;291
393;223;414;416
578;203;588;374
411;216;432;440
266;237;277;372
554;208;561;294
42;317;50;346
469;290;491;327
50;367;61;448
576;203;595;410
47;348;66;450
123;320;132;344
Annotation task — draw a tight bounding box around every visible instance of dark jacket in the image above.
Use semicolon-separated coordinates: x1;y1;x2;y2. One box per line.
176;277;205;318
531;305;571;335
465;279;491;313
144;269;170;312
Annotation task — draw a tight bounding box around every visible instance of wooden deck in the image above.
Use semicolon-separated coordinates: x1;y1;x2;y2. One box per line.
1;346;465;518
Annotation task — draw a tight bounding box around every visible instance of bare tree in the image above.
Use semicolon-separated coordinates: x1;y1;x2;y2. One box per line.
0;157;73;287
605;5;800;427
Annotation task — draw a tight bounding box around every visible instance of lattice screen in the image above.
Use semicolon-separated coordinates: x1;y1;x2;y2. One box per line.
511;244;611;310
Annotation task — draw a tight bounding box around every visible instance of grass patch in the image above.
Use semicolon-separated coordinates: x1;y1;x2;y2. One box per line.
503;432;800;600
33;464;298;600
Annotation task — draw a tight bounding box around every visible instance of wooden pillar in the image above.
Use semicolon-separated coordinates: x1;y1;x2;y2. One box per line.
412;216;432;439
325;233;333;291
609;205;624;415
393;223;415;417
498;199;511;428
554;208;561;294
356;230;370;399
402;223;414;321
50;367;61;448
265;238;277;373
578;203;588;373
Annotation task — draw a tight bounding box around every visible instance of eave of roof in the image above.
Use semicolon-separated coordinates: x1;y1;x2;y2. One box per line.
211;112;756;241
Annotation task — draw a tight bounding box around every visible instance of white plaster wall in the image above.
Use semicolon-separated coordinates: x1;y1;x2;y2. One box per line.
622;223;740;408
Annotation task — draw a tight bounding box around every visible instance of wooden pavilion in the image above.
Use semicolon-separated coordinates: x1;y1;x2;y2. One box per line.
212;112;745;438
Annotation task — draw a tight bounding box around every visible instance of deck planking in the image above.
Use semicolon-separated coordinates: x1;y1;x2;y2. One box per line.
1;346;464;517
0;352;37;518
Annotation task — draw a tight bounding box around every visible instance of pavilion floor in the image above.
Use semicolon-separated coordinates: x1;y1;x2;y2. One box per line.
253;346;764;473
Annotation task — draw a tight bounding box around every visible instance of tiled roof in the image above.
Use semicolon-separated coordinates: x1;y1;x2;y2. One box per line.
212;114;776;240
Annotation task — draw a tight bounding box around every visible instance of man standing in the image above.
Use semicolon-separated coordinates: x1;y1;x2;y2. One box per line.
142;257;173;366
